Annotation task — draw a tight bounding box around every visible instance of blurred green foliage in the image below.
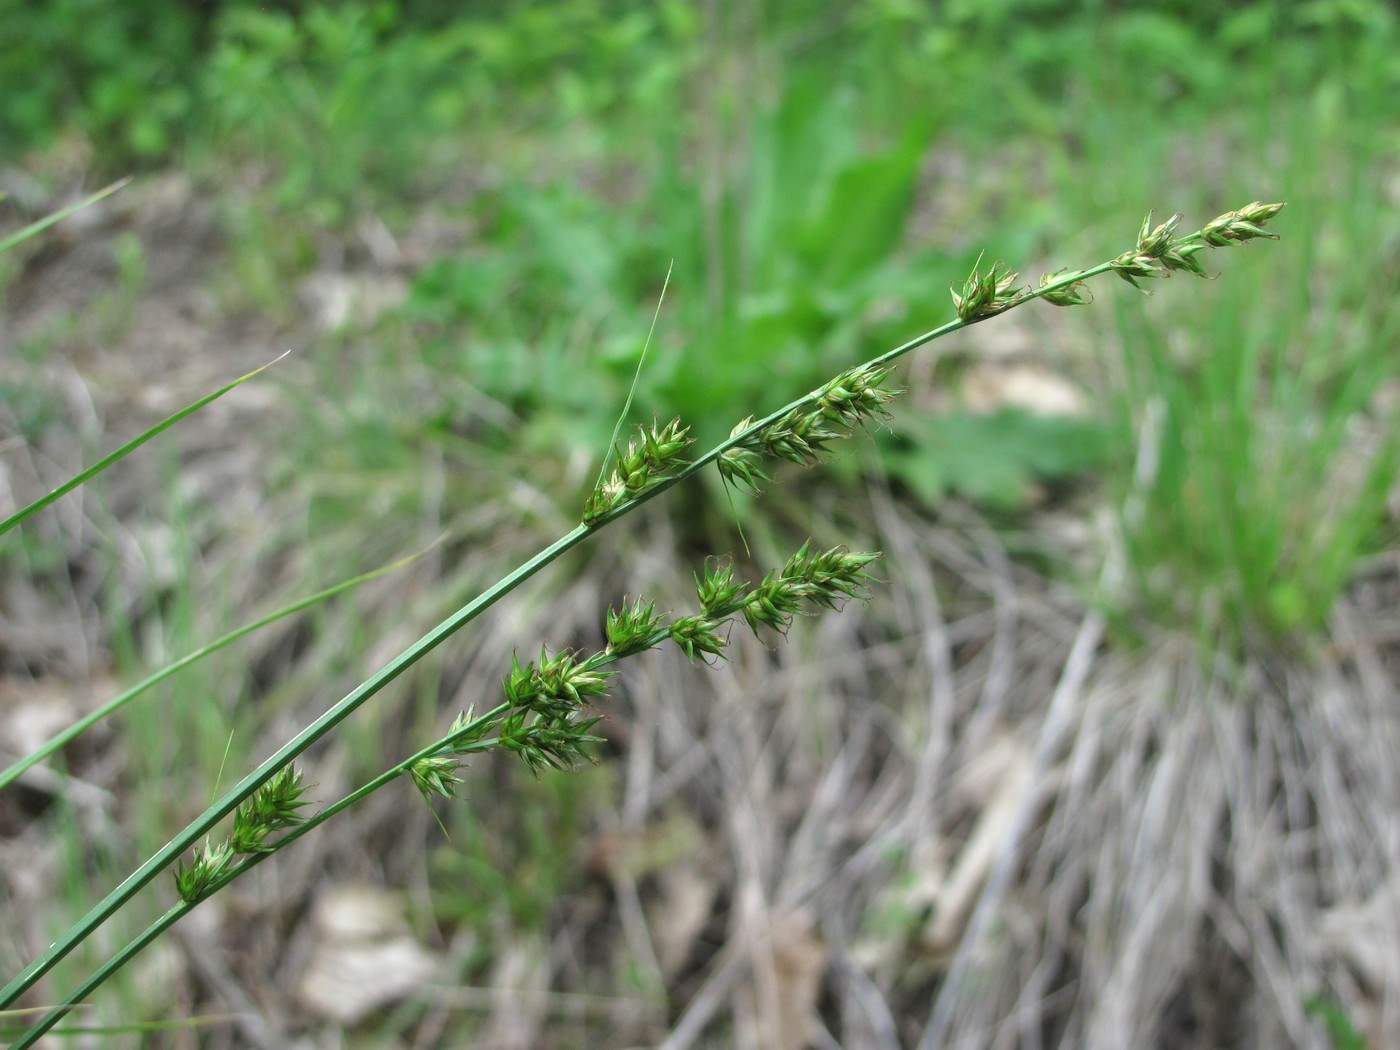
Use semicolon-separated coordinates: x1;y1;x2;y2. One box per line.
401;73;962;450
7;0;1400;641
1304;994;1369;1050
881;409;1112;511
429;766;601;932
0;0;206;158
8;1;1398;168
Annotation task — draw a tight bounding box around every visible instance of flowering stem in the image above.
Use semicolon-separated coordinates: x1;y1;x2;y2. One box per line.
0;527;587;1017
2;202;1284;1041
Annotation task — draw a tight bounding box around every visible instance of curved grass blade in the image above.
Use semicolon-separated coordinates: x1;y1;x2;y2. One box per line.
0;541;437;791
593;259;673;493
0;178;132;255
0;351;290;538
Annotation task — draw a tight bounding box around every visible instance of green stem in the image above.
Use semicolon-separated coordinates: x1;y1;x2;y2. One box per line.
0;528;584;1012
0;546;432;791
4;701;514;1048
4;903;192;1049
0;223;1230;1030
0;352;288;538
0;178;131;255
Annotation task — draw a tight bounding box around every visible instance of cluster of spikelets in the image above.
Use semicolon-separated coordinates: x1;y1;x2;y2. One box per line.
951;199;1286;321
407;199;1292;822
582;417;692;525
409;542;881;803
167;200;1288;906
174;766;311;902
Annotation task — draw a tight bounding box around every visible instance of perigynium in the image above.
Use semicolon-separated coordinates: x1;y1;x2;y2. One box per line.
0;202;1284;1047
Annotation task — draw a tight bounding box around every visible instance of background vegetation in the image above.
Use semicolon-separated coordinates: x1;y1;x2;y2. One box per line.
2;0;1399;1046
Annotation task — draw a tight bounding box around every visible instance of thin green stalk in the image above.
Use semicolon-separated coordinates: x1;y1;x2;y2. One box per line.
2;204;1283;1032
0;543;435;791
595;259;673;493
0;700;511;1048
16;542;882;1046
0;352;290;538
0;526;584;1013
0;179;131;255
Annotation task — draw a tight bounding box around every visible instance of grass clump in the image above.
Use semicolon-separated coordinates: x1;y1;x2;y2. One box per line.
1106;185;1399;651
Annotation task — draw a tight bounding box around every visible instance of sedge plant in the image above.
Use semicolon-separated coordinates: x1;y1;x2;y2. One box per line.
0;201;1285;1045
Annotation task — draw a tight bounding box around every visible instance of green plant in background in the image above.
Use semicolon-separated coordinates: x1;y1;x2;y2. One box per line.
403;74;959;452
86;230;148;342
402;76;1089;540
1113;280;1400;649
1100;145;1400;650
881;408;1112;511
428;767;602;935
0;0;202;159
7;0;1398;178
0;202;1284;1046
196;1;690;230
1304;993;1369;1050
200;4;472;228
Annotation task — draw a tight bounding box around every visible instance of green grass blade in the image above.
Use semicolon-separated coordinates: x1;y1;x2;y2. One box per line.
0;351;289;538
3;901;194;1049
0;542;435;791
0;524;590;1017
1;1008;239;1041
0;178;132;255
594;260;673;491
